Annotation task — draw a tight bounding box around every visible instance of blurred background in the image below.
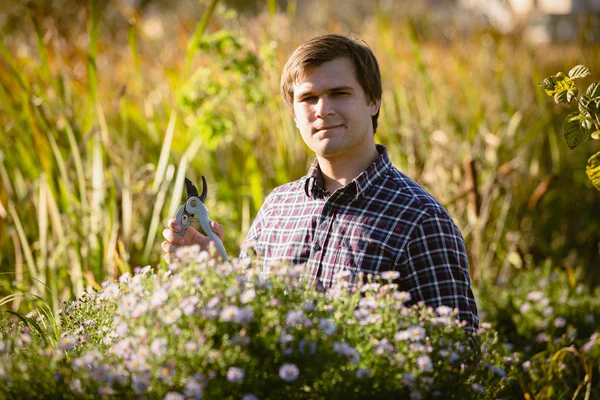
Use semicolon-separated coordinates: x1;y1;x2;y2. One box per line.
1;0;600;312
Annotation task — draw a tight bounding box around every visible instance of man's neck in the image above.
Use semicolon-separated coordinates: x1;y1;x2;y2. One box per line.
317;144;379;193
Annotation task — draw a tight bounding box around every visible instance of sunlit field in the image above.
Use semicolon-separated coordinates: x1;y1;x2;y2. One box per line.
1;0;599;398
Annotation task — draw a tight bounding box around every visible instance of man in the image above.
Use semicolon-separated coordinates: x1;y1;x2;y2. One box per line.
162;34;479;333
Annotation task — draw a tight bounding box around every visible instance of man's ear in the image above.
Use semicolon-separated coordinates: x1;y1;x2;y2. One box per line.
369;99;381;116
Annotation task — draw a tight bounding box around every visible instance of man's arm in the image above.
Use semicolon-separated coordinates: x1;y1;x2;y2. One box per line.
398;213;479;333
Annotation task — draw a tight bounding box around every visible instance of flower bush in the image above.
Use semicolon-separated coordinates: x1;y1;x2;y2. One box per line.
0;246;513;399
476;264;600;399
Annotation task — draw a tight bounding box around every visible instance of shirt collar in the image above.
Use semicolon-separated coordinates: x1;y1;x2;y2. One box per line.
303;144;392;200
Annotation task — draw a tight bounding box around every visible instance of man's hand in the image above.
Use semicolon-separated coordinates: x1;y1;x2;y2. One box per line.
161;218;225;263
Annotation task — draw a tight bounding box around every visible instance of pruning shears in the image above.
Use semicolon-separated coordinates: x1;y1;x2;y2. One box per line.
175;176;228;261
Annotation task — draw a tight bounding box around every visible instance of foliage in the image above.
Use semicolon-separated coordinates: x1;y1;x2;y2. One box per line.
2;0;600;313
476;265;600;399
0;252;510;399
539;65;600;190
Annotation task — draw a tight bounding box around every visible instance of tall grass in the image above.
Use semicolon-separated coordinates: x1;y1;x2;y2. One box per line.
1;1;599;313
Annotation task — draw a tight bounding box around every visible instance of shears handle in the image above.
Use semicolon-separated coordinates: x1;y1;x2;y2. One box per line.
173;201;228;261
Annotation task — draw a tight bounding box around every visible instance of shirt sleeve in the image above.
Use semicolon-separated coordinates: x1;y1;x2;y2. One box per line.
398;213;479;334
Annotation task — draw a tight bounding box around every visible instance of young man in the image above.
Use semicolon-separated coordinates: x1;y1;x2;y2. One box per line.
162;34;479;333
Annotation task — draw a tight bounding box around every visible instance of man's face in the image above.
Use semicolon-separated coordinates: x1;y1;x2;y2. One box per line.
292;57;381;161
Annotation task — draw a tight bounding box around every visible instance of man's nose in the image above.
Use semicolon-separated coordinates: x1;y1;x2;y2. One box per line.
315;96;335;118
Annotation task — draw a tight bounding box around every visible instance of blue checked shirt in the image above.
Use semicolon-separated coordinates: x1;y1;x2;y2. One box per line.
242;145;479;332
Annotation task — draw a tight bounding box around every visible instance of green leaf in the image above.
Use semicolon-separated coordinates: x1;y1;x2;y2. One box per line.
564;112;591;149
554;88;578;104
591;131;600;140
586;151;600;190
568;65;591;80
6;310;49;346
539;73;576;97
585;81;600;99
554;90;568;104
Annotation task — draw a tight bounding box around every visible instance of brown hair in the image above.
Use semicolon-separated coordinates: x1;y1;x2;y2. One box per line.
280;34;383;133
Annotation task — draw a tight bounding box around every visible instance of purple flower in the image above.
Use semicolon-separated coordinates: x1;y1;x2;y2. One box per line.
279;363;299;382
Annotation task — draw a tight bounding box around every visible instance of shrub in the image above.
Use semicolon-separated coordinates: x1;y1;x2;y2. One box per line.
0;247;511;399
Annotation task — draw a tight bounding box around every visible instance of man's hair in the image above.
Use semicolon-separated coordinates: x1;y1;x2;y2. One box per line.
280;34;383;133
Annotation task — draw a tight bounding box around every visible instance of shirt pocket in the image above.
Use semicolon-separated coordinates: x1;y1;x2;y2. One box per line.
334;232;395;279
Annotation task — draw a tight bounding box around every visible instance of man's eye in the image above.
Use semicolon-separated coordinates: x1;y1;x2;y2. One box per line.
302;96;317;102
333;91;349;97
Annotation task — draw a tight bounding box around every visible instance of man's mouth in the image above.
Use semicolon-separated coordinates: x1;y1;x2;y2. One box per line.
315;124;343;132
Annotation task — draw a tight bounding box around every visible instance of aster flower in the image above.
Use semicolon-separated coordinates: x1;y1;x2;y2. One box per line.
279;363;300;382
180;296;199;316
216;262;233;276
240;289;256;304
356;368;371;379
381;270;400;281
162;308;182;324
226;367;244;383
163;392;185;400
151;338;167;357
59;335;77;351
286;310;305;326
150;288;169;308
319;318;337;336
242;395;259;400
417;355;433;372
220;306;240;323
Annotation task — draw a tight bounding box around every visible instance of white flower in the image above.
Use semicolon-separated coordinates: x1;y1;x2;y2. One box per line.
162;308;182;324
119;272;131;284
355;368;371;379
319;318;337;336
185;341;200;353
99;283;120;300
151;338;167;357
435;306;454;316
59;335;77;351
554;317;566;328
279;363;300;382
393;291;411;303
417;355;433;372
354;307;370;320
163;392;185;400
216;262;233;276
226;367;244;383
394;330;410;342
151;288;169;308
381;270;400;280
408;325;426;341
180;296;199;316
220;306;240;323
526;291;544;302
240;289;256;304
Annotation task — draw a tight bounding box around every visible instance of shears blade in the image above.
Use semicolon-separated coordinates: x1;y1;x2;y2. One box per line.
185;177;199;199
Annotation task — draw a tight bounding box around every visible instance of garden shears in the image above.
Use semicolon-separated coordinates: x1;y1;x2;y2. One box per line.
175;176;228;261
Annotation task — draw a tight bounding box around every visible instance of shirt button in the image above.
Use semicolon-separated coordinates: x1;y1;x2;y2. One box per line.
313;243;321;252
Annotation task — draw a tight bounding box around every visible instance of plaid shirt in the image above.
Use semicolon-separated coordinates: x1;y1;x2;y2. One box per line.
242;145;478;332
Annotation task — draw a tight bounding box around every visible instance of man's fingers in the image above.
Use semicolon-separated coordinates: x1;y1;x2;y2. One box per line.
210;221;225;241
161;241;178;255
162;228;184;245
168;218;182;233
